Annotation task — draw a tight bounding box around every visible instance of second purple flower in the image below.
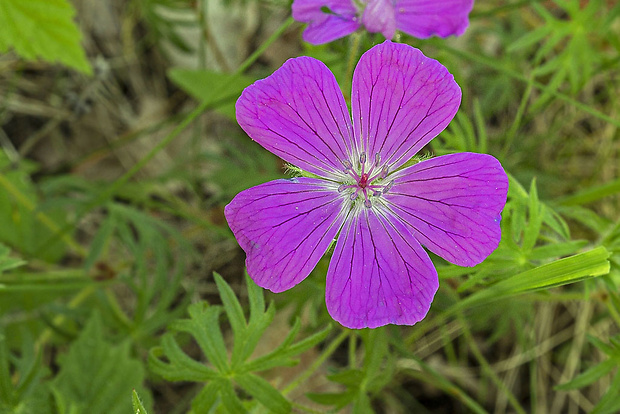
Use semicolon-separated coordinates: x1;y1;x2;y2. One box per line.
226;41;508;329
292;0;474;44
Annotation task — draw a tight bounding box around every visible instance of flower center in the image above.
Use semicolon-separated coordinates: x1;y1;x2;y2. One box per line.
338;152;394;209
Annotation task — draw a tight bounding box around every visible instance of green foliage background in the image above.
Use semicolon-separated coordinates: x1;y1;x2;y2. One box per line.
0;0;619;412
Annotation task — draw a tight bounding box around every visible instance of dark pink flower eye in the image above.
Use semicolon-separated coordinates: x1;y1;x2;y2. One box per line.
292;0;474;45
226;41;508;329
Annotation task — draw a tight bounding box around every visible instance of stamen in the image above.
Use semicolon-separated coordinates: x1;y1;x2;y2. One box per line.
338;184;348;192
374;153;380;167
373;190;382;197
342;160;353;171
350;190;359;201
380;166;389;179
359;152;366;164
364;199;372;208
383;180;394;194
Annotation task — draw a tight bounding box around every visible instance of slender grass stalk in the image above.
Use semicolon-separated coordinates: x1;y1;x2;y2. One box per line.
458;313;528;414
282;330;348;396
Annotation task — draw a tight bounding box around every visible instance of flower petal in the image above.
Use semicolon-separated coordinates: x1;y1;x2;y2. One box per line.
326;208;438;329
395;0;474;39
292;0;360;45
351;41;461;171
236;57;355;179
225;178;346;292
385;152;508;267
362;0;396;40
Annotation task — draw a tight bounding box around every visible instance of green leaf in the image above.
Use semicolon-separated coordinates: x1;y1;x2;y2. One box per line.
0;244;26;274
244;323;331;373
51;314;147;414
458;247;610;309
213;272;247;369
219;380;246;414
306;390;356;408
168;69;254;119
236;373;291;414
148;337;219;382
556;359;616;391
171;303;229;372
0;0;91;73
591;373;620;414
191;381;222;414
522;179;543;252
132;390;149;414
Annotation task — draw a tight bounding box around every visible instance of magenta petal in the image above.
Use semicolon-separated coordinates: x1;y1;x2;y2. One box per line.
326;209;438;329
225;178;346;292
395;0;474;38
351;41;461;171
386;153;509;267
362;0;396;40
236;56;355;178
292;0;360;45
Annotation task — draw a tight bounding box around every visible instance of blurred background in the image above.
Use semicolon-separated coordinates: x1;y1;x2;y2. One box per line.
0;0;619;413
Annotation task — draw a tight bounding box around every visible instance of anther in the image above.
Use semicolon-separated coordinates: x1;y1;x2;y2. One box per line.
342;160;353;171
359;152;366;164
350;191;358;201
338;184;348;192
380;166;389;179
374;153;381;167
373;190;382;197
383;180;394;194
364;199;372;208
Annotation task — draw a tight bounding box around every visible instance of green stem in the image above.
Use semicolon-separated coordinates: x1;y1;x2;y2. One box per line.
344;32;362;95
282;330;348;396
458;313;527;414
501;78;534;158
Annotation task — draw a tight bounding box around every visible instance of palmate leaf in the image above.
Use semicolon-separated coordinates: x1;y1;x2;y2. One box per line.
148;273;331;414
0;0;91;73
508;0;611;108
308;329;393;412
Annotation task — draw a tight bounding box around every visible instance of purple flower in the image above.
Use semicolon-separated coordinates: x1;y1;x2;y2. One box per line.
225;41;508;329
292;0;474;45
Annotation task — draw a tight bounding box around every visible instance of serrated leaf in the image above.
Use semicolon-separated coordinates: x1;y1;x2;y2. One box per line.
242;323;331;373
0;0;91;73
132;390;149;414
148;338;218;382
171;303;229;372
50;314;147;414
236;373;291;414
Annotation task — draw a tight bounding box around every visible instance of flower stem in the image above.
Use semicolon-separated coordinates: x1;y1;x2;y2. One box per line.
282;329;348;396
344;32;362;95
